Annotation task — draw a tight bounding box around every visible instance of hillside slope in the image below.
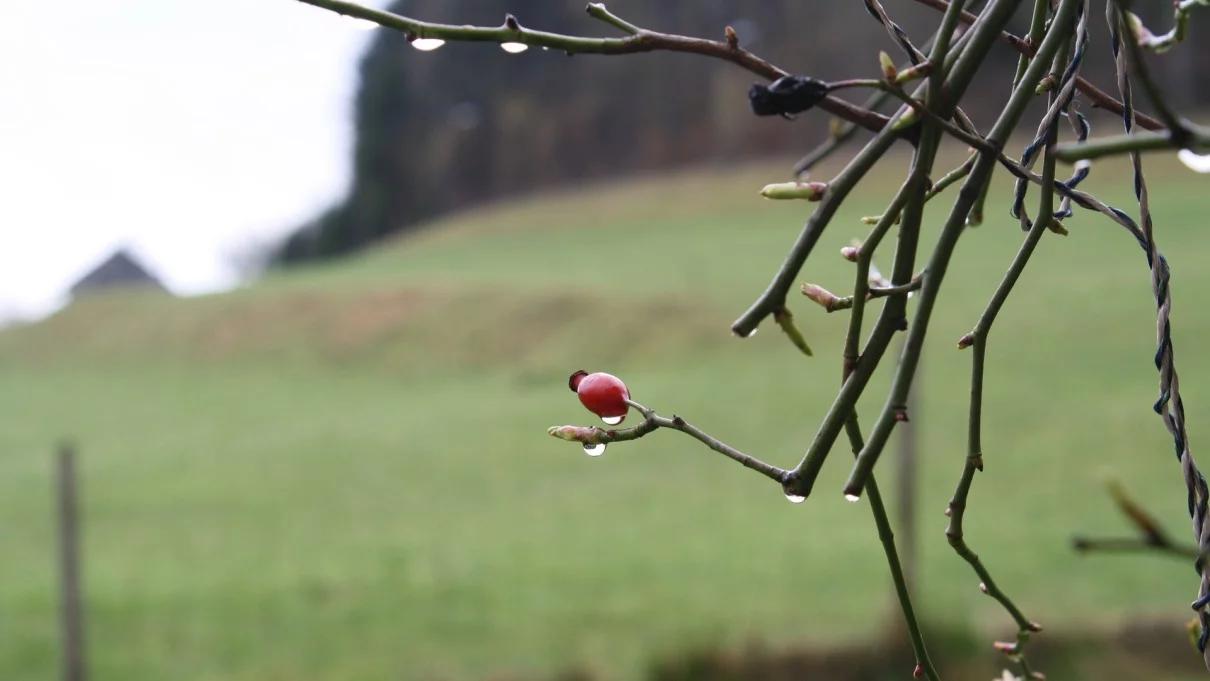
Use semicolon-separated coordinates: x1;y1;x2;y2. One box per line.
3;157;1209;680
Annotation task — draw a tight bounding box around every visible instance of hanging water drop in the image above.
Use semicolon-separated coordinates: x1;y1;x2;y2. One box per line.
583;442;606;457
734;327;759;339
601;415;623;426
500;42;529;54
784;492;805;504
844;493;860;503
411;38;446;51
1179;149;1210;174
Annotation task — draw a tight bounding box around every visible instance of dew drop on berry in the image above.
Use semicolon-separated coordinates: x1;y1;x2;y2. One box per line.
844;493;860;503
583;443;606;457
784;492;805;504
601;415;623;426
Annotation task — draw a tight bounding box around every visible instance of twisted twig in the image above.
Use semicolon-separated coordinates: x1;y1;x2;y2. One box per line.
1107;1;1210;666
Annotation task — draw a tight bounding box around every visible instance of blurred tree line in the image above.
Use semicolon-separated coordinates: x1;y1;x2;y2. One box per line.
276;0;1210;263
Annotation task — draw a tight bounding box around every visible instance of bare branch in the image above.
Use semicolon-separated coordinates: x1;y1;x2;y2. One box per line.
294;0;892;133
548;400;788;484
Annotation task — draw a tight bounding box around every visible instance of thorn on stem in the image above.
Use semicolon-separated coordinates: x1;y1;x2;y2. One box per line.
894;407;910;422
504;13;520;30
957;333;975;349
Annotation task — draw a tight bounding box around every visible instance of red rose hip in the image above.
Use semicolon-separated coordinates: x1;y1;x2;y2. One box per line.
568;370;630;424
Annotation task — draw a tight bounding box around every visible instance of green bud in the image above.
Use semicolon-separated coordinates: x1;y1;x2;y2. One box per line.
760;181;828;201
879;51;897;81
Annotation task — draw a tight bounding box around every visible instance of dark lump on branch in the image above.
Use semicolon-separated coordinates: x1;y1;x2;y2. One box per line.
748;75;830;118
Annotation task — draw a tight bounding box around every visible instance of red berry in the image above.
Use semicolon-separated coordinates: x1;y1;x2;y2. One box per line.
568;370;629;422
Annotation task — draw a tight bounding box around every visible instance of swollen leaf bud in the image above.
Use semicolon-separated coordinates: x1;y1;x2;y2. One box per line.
879;51;898;81
760;181;828;201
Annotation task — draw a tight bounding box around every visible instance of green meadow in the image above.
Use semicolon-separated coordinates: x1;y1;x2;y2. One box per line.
3;151;1209;680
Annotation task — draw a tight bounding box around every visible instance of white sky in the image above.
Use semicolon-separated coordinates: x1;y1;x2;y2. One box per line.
0;0;387;322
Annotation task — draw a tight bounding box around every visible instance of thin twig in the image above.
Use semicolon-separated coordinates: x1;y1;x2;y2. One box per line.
784;0;1030;499
547;399;788;484
909;0;1166;130
948;22;1078;677
839;0;1083;500
1054;125;1210;161
844;417;940;680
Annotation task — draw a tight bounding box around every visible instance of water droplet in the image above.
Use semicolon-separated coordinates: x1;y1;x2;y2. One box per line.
344;16;378;30
844;493;861;503
733;327;758;339
1179;149;1210;174
500;42;529;53
601;415;623;426
784;492;805;504
583;442;606;457
411;38;446;51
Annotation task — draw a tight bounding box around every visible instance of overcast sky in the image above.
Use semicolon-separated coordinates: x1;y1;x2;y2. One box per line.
0;0;387;321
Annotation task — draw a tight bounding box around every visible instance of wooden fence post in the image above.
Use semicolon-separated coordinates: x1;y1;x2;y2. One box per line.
55;442;86;681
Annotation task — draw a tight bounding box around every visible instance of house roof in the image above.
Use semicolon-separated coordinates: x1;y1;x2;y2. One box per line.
69;249;167;297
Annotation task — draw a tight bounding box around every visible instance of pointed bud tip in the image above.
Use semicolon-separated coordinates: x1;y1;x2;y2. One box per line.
879;51;897;80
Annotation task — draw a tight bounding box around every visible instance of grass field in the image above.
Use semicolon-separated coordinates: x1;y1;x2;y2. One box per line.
3;151;1210;680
